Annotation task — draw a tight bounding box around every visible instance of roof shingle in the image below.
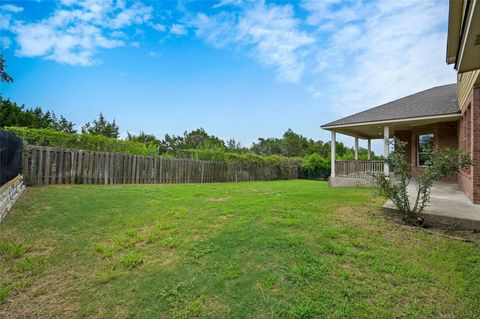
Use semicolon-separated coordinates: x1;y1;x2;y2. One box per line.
322;84;459;128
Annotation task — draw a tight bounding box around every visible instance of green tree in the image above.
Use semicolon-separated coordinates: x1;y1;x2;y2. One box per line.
127;131;161;154
0;55;13;103
301;153;330;180
127;131;159;144
0;55;13;84
251;137;283;155
250;129;372;159
0;99;76;133
81;113;119;139
0;100;25;127
226;138;249;153
282;129;310;157
160;133;184;154
54;115;76;134
183;128;225;150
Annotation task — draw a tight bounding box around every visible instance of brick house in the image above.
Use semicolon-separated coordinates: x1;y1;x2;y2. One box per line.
322;0;480;203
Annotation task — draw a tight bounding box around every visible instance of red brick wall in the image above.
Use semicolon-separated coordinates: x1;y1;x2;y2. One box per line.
394;121;459;183
458;87;480;203
395;129;412;164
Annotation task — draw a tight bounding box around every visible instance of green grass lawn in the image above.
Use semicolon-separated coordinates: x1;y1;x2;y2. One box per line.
0;180;479;318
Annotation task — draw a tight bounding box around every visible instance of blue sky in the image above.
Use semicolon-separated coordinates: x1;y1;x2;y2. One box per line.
0;0;456;153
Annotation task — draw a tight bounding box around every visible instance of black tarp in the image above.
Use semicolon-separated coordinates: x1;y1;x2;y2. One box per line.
0;130;22;186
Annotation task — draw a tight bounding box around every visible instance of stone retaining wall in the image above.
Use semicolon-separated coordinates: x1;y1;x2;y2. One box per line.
0;175;25;223
329;176;377;188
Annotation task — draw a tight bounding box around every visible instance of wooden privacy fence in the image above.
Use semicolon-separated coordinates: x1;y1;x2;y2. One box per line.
23;146;298;186
335;160;384;179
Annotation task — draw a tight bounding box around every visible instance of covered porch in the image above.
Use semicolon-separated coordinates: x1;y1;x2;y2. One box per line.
321;84;461;187
325;114;461;187
328;124;391;187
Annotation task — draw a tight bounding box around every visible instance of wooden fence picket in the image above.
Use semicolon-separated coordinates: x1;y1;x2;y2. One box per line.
23;145;299;186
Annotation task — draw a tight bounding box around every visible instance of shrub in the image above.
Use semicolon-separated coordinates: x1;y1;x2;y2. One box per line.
4;127;158;155
301;153;330;180
372;139;472;226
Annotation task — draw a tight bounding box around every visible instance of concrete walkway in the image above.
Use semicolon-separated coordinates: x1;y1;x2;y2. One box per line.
382;182;480;230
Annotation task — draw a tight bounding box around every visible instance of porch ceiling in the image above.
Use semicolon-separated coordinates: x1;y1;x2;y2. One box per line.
325;114;460;139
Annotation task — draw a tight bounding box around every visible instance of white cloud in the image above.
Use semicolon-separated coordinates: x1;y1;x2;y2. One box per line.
109;2;153;29
0;4;24;13
170;24;187;36
192;2;314;83
192;0;454;110
193;12;236;48
302;0;456;115
1;0;455;113
110;30;127;38
148;51;161;58
151;23;166;32
0;3;22;30
6;0;153;66
212;0;243;9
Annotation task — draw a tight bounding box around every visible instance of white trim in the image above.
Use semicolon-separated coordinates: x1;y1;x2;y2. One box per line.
384;125;390;176
321;113;460;130
446;0;465;64
416;132;435;168
354;137;359;160
367;139;371;160
456;0;477;72
331;131;336;178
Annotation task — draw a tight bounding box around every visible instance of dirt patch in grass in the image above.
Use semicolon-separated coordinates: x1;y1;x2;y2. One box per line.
209;214;235;230
343;191;480;244
0;267;83;319
331;206;381;229
206;196;232;202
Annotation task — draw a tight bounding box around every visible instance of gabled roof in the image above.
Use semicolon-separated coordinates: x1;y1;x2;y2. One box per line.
322;84;459;128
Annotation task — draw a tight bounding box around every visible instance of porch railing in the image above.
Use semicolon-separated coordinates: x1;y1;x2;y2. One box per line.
335;160;384;179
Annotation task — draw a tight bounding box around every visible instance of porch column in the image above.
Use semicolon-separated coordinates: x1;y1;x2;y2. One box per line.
383;125;390;175
354;137;359;160
367;139;371;160
331;131;336;177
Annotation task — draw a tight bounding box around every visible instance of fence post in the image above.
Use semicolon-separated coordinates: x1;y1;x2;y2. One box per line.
18;146;299;186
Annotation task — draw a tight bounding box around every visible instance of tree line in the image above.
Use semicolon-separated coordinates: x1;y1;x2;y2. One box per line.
1;55;376;179
0;98;374;159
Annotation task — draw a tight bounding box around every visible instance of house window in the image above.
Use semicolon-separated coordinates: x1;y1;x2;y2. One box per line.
417;133;434;167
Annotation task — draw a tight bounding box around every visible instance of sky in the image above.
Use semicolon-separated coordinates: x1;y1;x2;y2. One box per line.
0;0;456;153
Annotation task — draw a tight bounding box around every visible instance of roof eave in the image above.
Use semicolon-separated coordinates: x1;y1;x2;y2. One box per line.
446;0;465;65
456;0;480;73
321;113;461;130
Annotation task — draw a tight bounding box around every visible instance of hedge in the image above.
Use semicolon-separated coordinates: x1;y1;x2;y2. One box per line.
4;127;158;156
176;149;300;179
300;153;330;180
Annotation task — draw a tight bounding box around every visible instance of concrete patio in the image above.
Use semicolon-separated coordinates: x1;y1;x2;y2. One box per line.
382;182;480;230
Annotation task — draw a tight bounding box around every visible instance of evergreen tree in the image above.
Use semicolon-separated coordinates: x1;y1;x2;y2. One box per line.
81;113;119;139
0;99;76;133
0;55;13;84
